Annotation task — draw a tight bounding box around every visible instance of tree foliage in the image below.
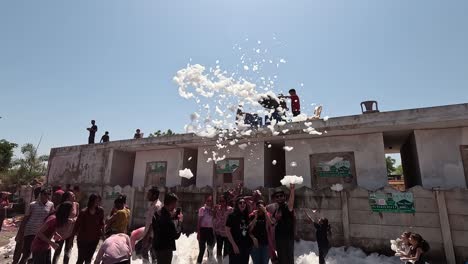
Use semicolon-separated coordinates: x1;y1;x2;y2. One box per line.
386;156;396;175
1;143;48;186
0;139;17;172
386;156;404;176
149;129;176;138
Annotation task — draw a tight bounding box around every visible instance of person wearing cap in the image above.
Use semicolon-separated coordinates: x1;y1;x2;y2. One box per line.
14;188;54;264
271;184;296;264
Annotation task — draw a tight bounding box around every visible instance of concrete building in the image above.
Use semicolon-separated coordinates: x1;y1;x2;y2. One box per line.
47;103;468;191
46;103;468;263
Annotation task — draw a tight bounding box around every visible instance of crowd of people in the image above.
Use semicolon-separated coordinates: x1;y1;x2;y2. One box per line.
9;185;129;264
5;179;431;264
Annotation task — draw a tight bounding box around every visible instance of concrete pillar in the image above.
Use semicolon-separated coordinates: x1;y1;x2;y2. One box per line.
103;148;114;185
341;191;350;246
435;190;456;264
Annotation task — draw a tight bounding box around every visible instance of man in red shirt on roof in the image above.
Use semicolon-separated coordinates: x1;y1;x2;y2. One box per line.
285;89;301;116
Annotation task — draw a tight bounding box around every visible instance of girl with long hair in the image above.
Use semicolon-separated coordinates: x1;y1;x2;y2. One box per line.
213;194;233;262
400;233;430;264
197;195;215;264
248;200;273;264
225;197;252;264
74;194;104;264
30;201;73;264
52;191;79;264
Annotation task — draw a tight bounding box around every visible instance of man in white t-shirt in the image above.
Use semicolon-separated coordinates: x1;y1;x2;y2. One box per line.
141;187;162;264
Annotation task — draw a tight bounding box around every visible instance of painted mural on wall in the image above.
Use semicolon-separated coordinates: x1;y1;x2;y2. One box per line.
369;192;415;213
310;152;356;187
215;160;240;174
145;161;167;186
317;157;352;178
215;158;243;185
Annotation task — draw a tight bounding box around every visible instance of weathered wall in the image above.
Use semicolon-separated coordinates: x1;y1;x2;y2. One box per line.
110;150;135;186
348;186;445;262
294;188;345;245
445;189;468;263
181;148;198;187
284;133;388;190
415;127;468;189
47;146;111;185
196;142;265;189
132;148;184;187
401;133;422;188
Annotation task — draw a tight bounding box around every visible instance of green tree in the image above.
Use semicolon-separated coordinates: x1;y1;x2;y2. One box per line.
149;129;176;137
7;143;49;185
0;139;17;172
394;165;404;175
386;156;396;175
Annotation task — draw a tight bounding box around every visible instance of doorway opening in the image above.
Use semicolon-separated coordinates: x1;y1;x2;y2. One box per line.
383;131;422;190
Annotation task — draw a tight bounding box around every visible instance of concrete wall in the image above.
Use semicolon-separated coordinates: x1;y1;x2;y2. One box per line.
196;142;265;189
110;150;135;186
415;127;468;189
445;189;468;263
132;148;184;188
294;188;345;245
284;133;388;190
181;148;198;187
348;187;445;262
401;133;422;188
48;147;111;185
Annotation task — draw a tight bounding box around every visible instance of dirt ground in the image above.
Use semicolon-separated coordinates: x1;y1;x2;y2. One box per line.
0;218;19;248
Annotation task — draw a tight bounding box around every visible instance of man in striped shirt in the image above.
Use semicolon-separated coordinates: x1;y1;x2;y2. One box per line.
13;188;54;264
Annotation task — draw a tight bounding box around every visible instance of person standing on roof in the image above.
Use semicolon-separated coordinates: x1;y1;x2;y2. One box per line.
286;89;301;116
87;120;98;144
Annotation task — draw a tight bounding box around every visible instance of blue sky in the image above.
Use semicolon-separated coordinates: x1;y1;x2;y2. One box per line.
1;0;468;157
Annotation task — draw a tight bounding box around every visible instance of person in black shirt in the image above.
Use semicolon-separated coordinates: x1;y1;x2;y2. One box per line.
226;197;252;264
272;184;295;264
152;193;182;264
134;129;142;139
305;213;331;264
249;200;273;264
100;131;110;143
86;120;98;144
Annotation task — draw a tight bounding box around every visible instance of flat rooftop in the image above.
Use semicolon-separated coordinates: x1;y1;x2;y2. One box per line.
50;103;468;153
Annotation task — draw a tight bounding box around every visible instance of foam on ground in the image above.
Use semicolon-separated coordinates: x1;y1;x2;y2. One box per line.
0;234;401;264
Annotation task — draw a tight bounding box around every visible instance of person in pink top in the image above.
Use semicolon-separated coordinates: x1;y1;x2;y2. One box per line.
94;233;132;264
196;195;215;264
31;201;73;264
213;194;233;262
52;191;80;264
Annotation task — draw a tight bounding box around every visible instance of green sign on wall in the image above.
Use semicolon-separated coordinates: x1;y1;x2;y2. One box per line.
369;192;415;213
317;160;352;177
216;160;240;174
148;162;166;173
